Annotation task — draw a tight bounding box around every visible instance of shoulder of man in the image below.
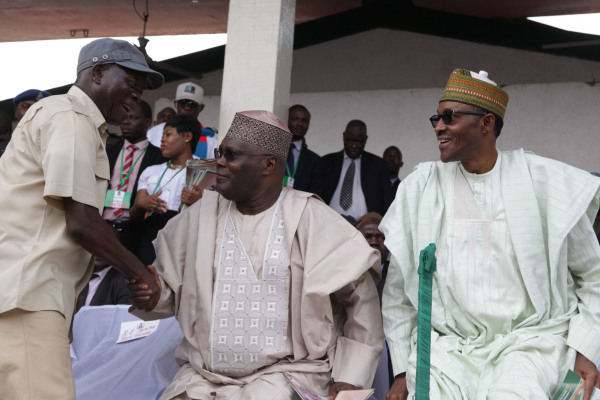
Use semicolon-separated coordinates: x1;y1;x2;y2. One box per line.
321;150;343;161
300;146;321;160
361;150;386;165
399;160;445;188
21;94;77;120
502;149;597;185
106;134;124;151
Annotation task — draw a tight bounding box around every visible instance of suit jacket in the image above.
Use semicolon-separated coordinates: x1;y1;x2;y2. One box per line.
89;267;131;306
287;145;324;197
106;137;168;207
391;178;401;199
321;150;393;215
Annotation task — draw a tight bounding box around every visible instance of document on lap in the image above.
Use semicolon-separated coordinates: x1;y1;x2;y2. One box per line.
284;373;375;400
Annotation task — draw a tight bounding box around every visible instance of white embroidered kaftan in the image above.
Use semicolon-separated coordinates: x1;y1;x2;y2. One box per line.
134;188;384;400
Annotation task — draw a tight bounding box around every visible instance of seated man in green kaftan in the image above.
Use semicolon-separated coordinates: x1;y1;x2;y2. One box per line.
381;68;600;400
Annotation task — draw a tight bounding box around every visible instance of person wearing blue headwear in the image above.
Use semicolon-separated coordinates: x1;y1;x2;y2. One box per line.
13;88;52;121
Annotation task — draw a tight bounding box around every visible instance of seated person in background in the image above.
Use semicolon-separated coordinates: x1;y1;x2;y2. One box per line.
75;256;131;312
130;115;203;264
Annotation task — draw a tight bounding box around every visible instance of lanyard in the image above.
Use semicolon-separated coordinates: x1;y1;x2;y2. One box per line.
151;161;185;195
285;147;302;179
118;146;147;189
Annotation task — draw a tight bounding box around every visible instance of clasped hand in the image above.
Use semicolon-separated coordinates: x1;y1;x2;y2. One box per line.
128;265;161;312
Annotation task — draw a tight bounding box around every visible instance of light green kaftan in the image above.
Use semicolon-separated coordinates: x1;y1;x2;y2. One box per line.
381;149;600;399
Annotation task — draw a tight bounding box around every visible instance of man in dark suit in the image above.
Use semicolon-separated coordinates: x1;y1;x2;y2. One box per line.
383;145;404;198
284;104;324;196
103;100;167;250
321;120;392;219
75;257;130;312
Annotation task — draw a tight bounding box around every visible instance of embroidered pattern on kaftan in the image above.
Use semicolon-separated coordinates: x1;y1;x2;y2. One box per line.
210;190;289;377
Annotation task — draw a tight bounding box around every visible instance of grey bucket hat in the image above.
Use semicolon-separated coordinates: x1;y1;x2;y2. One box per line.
77;38;164;90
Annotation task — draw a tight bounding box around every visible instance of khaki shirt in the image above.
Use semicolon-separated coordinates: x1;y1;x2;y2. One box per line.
0;86;110;329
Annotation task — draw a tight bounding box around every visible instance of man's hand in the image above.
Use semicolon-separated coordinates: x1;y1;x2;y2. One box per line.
574;352;600;400
181;184;202;206
128;265;161;311
386;373;408;400
63;197;162;312
327;381;357;399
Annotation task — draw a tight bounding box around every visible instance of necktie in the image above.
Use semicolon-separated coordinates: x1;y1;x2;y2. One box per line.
119;144;137;190
112;144;136;217
75;273;99;312
339;160;355;210
286;144;295;175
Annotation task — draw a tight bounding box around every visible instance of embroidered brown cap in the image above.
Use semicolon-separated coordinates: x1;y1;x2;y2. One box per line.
225;110;292;159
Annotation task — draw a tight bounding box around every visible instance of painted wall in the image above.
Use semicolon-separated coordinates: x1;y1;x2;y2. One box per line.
143;28;600;179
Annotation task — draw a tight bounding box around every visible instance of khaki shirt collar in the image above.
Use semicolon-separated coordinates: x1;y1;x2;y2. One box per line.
67;86;108;136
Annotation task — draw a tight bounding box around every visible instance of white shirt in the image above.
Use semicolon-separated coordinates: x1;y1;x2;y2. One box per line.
329;152;368;220
137;162;187;211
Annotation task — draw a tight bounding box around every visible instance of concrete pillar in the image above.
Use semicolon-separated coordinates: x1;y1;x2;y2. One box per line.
218;0;296;140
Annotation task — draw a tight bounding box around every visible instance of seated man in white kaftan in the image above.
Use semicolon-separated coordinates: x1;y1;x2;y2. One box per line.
130;110;384;400
381;68;600;400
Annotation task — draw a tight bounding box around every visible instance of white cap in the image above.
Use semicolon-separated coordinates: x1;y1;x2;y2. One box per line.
175;82;204;104
470;70;498;86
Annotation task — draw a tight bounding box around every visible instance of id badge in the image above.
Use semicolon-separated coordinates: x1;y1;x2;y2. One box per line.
105;190;132;209
286;177;295;188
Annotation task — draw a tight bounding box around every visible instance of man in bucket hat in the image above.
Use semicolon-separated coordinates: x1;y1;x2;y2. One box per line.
130;110;383;400
0;38;163;399
381;68;600;399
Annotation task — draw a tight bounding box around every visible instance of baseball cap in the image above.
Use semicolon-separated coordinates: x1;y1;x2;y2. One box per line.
175;82;204;104
77;38;164;90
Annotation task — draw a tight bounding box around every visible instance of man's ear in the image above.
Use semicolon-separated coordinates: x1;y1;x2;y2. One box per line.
480;114;495;135
262;156;278;175
90;64;107;85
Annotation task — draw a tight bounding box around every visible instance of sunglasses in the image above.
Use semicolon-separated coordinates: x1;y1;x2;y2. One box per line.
214;148;272;162
429;109;488;128
177;99;200;109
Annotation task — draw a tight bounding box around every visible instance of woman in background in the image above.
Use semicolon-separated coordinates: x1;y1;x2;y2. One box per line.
130;114;202;264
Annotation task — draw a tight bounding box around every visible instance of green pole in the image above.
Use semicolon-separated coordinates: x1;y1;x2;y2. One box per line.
415;243;437;400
